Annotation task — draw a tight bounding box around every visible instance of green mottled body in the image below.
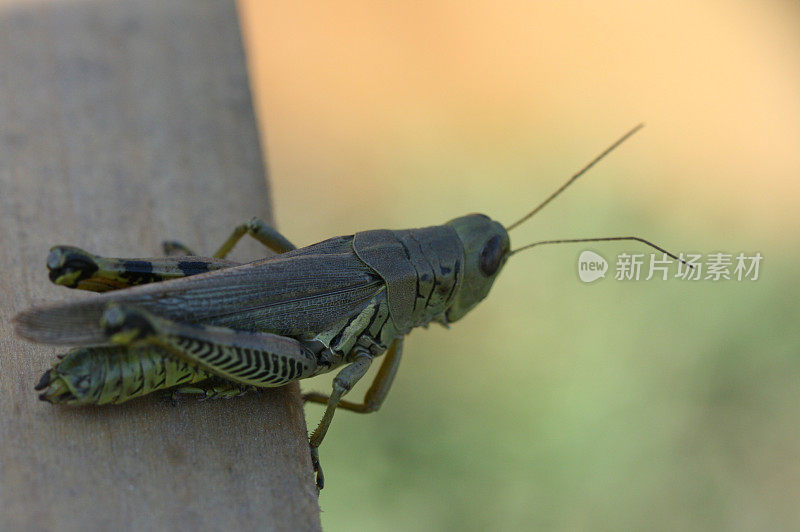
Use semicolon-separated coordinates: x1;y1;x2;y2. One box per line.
15;214;510;489
37;346;215;404
21;218;500;402
13;126;658;489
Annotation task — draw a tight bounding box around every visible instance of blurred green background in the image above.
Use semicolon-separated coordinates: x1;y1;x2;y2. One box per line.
239;2;799;529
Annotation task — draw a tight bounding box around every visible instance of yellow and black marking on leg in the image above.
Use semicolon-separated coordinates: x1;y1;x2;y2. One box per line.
47;245;239;292
35;345;213;405
100;304;320;388
47;218;292;291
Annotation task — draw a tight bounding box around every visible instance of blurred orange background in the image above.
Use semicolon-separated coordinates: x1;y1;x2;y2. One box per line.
240;1;799;237
238;2;799;530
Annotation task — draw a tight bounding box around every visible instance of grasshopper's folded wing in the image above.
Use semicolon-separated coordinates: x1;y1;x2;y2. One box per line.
15;236;383;346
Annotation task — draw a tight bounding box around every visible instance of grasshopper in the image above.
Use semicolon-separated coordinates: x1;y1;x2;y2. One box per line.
13;124;683;489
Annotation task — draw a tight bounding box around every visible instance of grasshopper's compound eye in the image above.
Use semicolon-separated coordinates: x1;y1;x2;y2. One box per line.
479;235;504;276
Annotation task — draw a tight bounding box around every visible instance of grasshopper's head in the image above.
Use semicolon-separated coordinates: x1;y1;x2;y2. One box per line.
441;126;684;325
445;214;510;323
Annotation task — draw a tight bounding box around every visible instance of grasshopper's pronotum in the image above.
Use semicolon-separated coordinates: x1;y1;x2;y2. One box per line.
14;124;684;489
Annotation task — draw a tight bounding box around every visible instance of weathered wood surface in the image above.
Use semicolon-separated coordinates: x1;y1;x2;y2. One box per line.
0;0;321;530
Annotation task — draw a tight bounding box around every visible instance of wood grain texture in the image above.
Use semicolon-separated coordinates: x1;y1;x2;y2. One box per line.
0;0;321;530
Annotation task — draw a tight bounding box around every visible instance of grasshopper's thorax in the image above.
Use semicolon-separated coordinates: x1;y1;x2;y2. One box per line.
308;291;400;373
353;223;466;335
443;214;510;323
306;214;510;368
351;214;509;338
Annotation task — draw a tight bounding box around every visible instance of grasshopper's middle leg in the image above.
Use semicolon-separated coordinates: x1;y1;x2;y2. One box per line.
213;217;296;258
307;349;376;489
165;217;295;259
303;340;403;488
303;338;403;413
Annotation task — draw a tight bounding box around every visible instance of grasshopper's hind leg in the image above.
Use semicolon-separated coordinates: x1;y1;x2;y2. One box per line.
161;240;197;256
98;303;366;489
99;304;319;389
48;219;293;291
171;377;254;401
100;303;326;479
47;246;238;292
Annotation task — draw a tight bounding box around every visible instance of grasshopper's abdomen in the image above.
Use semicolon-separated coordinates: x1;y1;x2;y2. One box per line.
36;345;212;405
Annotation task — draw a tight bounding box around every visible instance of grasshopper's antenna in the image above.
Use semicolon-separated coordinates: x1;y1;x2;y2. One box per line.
509;236;691;267
506;123;645;231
